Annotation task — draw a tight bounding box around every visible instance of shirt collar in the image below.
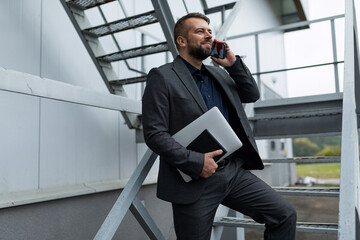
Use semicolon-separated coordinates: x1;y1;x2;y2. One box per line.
179;56;206;75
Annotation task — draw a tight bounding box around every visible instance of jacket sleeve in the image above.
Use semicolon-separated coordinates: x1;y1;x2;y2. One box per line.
142;68;204;180
225;56;260;103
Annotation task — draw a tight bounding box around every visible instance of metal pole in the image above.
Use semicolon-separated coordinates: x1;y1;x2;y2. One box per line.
338;0;360;239
221;6;225;24
182;0;189;14
141;33;146;94
330;19;340;93
255;34;262;99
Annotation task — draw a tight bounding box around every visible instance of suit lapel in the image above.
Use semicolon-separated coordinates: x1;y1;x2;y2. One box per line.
172;56;208;113
206;66;239;110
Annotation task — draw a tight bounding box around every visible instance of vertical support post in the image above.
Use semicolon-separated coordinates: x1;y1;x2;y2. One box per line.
211;205;230;240
236;212;245;240
353;3;360;115
141;33;146;94
221;6;225;24
255;34;262;99
338;0;360;239
330;19;340;93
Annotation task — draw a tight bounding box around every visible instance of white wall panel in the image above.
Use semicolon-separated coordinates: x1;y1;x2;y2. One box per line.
39;99;120;188
0;0;41;76
0;90;40;192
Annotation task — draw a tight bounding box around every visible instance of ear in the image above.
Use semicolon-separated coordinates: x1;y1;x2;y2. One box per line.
177;36;187;48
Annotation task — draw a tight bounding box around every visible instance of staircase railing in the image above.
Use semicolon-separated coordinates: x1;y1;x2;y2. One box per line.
88;0;360;239
227;14;345;100
338;0;360;239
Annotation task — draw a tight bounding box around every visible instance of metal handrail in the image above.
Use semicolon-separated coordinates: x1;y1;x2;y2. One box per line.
227;14;345;40
252;61;344;76
338;0;360;239
228;14;345;99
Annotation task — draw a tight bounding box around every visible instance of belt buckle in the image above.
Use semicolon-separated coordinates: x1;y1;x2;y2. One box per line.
217;159;227;170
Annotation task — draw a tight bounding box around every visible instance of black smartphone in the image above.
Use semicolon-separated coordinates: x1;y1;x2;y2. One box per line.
210;41;226;59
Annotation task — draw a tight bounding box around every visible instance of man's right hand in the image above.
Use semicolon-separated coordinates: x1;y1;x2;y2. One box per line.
200;149;223;178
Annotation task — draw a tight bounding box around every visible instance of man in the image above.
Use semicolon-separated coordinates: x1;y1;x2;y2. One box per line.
142;13;296;240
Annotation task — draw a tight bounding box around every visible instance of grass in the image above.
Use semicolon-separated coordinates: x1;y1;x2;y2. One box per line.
296;163;341;178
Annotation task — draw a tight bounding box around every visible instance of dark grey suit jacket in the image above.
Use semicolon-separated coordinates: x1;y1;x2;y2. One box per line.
142;55;264;204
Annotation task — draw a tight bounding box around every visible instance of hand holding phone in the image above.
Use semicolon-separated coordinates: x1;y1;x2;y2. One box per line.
210;40;226;59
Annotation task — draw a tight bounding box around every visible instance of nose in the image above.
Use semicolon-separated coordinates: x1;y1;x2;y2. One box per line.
205;30;212;39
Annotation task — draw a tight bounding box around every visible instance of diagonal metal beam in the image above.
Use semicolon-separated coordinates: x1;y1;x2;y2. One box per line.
215;0;243;41
94;150;158;240
130;197;165;240
151;0;178;58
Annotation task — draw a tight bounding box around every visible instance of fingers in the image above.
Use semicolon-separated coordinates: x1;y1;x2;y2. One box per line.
208;149;223;158
214;39;226;44
201;150;222;178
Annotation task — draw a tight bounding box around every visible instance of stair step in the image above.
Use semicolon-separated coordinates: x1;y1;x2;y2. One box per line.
263;156;341;164
83;11;158;37
213;217;338;234
68;0;115;10
249;108;342;121
274;187;339;197
98;42;168;62
110;75;147;86
251;108;343;139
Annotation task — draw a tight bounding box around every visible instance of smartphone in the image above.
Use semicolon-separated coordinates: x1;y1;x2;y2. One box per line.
210;41;226;59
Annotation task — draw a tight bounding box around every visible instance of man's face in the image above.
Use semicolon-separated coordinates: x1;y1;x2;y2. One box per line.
183;18;213;60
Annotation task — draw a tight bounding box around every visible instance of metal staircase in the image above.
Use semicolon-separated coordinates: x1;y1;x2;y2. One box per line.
60;0;241;239
60;0;359;239
212;0;360;239
60;0;177;132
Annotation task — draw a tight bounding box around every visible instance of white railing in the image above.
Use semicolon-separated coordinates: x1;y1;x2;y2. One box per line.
227;14;345;100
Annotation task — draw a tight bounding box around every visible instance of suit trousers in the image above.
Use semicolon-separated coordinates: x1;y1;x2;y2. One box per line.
172;158;297;240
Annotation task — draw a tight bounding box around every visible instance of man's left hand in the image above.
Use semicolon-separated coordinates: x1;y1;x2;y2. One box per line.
210;39;237;67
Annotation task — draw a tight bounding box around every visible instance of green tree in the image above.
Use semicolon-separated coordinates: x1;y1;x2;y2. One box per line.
293;138;320;157
308;136;341;149
316;145;341;156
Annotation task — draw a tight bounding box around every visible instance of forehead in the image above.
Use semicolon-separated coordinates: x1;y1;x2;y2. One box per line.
184;17;210;30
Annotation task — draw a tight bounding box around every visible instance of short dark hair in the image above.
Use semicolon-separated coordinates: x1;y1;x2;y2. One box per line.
174;13;210;50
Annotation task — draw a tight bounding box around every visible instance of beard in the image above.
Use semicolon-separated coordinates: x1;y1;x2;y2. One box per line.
188;42;212;60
